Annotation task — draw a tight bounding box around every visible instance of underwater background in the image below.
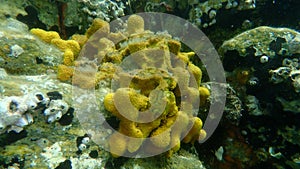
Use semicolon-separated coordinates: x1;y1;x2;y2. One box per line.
0;0;300;169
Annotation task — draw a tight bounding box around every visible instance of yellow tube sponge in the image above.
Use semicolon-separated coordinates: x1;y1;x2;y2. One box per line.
85;18;110;38
30;28;60;43
118;120;144;153
177;52;195;64
167;111;189;157
51;39;81;56
168;39;181;55
103;93;121;118
137;119;161;137
199;86;210;106
97;15;210;158
188;63;202;86
150;127;171;149
97;37;116;61
127;14;144;35
127;137;145;153
57;64;74;81
71;34;88;47
127;68;177;96
63;49;74;66
119;120;143;138
149;110;177;150
108;132;128;158
182;117;203;144
113;88;149;121
104;88;149;121
198;129;207;141
128;41;148;54
30;28;81;69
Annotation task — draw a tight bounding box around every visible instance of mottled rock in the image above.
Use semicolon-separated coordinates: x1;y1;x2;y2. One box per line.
0;18;63;75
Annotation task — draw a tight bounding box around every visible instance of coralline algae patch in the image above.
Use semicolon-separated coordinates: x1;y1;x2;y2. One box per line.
63;14;210;158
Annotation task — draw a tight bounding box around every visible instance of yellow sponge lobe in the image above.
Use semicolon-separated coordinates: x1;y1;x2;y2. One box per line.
182;117;203;144
199;86;210;105
127;14;144;34
57;64;74;81
108;132;127;158
30;28;60;43
51;39;81;56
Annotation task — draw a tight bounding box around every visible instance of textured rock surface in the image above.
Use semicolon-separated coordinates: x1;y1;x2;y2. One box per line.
218;26;300;169
0;18;63;75
0;0;125;33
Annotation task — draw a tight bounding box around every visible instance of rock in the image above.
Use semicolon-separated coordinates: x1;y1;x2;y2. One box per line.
0;18;63;75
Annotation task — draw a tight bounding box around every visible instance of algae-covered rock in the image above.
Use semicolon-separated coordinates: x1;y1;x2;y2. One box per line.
220;26;300;98
219;26;300;58
219;26;300;169
0;18;63;75
0;0;27;19
0;0;125;32
219;26;300;96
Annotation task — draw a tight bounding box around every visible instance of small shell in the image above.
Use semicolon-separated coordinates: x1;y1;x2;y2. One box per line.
25;113;34;124
82;137;90;144
15;116;29;127
0;120;5;130
47;111;63;123
47;115;56;123
260;55;269;63
25;99;38;110
55;111;63;120
44;100;69;116
78;143;87;151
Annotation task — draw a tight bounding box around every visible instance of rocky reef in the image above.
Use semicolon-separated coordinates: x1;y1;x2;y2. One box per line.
215;26;300;169
0;12;210;169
